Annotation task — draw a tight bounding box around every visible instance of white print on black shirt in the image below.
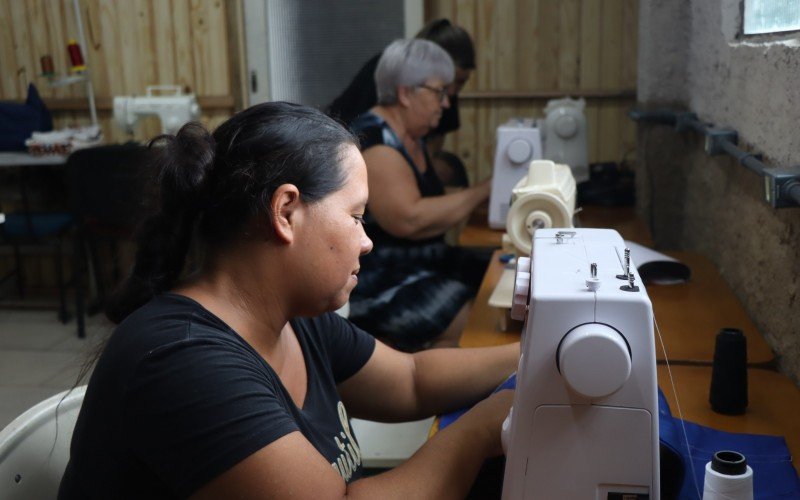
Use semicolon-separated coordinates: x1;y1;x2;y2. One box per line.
331;401;362;481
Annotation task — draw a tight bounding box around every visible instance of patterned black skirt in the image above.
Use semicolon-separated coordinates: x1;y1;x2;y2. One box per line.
348;242;492;352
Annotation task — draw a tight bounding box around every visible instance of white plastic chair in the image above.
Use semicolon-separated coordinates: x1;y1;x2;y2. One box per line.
0;386;86;499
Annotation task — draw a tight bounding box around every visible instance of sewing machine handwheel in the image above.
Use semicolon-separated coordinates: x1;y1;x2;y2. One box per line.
505;192;572;255
557;323;632;398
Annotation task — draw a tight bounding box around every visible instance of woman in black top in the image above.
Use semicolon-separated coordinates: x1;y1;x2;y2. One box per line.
348;39;492;351
59;102;517;499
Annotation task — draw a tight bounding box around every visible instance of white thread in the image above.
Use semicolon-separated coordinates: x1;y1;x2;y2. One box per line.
654;317;703;499
702;462;754;499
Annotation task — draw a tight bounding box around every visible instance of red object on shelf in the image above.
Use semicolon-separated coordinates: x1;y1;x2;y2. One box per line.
67;39;86;71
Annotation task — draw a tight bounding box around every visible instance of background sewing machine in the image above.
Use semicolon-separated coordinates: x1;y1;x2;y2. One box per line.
487;98;588;230
501;228;660;499
113;85;200;135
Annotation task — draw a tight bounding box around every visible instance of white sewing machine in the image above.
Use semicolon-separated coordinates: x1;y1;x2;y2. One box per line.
541;97;589;184
113;85;200;135
501;228;660;499
488;119;543;229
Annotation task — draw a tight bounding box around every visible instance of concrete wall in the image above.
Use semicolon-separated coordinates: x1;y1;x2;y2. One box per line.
637;0;800;385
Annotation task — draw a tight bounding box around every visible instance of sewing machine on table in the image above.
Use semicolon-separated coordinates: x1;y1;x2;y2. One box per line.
501;228;660;499
113;85;200;135
487;98;588;231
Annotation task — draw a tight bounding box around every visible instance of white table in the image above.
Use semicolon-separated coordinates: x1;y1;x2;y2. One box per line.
0;152;67;168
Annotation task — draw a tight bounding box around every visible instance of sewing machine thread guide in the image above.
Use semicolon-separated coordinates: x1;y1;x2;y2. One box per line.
617;247;632;280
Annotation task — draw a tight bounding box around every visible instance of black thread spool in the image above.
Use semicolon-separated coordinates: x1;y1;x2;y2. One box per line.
709;328;748;415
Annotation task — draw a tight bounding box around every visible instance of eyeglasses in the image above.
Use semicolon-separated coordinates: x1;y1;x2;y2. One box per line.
417;84;449;103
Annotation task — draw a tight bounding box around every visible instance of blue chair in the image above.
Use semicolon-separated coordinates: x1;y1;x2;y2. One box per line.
0;208;75;324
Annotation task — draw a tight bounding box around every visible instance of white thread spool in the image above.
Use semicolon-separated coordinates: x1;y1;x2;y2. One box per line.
702;450;753;500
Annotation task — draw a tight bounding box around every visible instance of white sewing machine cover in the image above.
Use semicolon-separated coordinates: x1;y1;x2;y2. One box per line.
502;228;660;499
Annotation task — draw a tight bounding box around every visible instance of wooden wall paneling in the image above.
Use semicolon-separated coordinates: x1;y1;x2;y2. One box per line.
189;0;229;96
558;0;581;91
0;0;20;98
152;1;178;86
9;0;35;98
428;0;455;25
476;100;494;180
450;0;476;178
134;0;158;89
97;1;122;97
494;1;516;91
170;0;196;95
46;0;72;98
475;0;497;178
34;0;58;98
116;2;139;95
621;0;639;160
84;0;110;103
206;0;230;95
61;0;82;99
516;0;537;90
579;0;602;162
454;0;475;92
598;0;623;163
132;0;161;141
531;0;560;91
224;0;247;111
27;1;51;97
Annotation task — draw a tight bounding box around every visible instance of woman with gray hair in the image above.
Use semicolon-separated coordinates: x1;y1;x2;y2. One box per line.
349;39;492;352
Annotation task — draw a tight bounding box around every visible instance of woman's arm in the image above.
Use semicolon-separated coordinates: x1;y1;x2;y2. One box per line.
191;390;513;500
338;341;519;422
191;341;519;499
363;145;490;240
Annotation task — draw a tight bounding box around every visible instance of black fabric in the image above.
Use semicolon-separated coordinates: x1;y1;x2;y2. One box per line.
59;294;376;499
0;84;53;151
348;112;490;351
325;52;460;138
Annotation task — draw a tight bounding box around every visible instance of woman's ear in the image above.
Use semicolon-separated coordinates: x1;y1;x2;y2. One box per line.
271;183;302;243
398;85;414;107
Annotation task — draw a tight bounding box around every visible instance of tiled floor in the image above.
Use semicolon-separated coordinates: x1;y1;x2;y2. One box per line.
0;308;110;430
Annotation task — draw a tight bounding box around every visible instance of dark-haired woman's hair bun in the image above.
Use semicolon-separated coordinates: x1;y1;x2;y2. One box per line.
149;122;215;215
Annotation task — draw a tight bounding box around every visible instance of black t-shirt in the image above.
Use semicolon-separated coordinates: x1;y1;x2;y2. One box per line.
58;294;376;499
326;52;461;137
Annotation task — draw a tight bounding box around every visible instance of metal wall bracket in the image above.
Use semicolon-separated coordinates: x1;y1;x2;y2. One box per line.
630;109;800;209
764;166;800;208
704;127;738;156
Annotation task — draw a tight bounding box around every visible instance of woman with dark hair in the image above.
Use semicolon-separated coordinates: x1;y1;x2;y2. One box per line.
58;102;517;499
346;40;491;352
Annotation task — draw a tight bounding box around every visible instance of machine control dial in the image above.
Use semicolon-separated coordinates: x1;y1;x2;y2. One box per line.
506;138;533;164
557;323;631;398
554;115;578;139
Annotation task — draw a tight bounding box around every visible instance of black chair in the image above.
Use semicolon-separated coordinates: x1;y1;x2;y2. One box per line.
65;143;153;338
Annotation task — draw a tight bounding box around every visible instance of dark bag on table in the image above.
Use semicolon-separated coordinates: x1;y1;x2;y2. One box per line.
0;83;53;151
